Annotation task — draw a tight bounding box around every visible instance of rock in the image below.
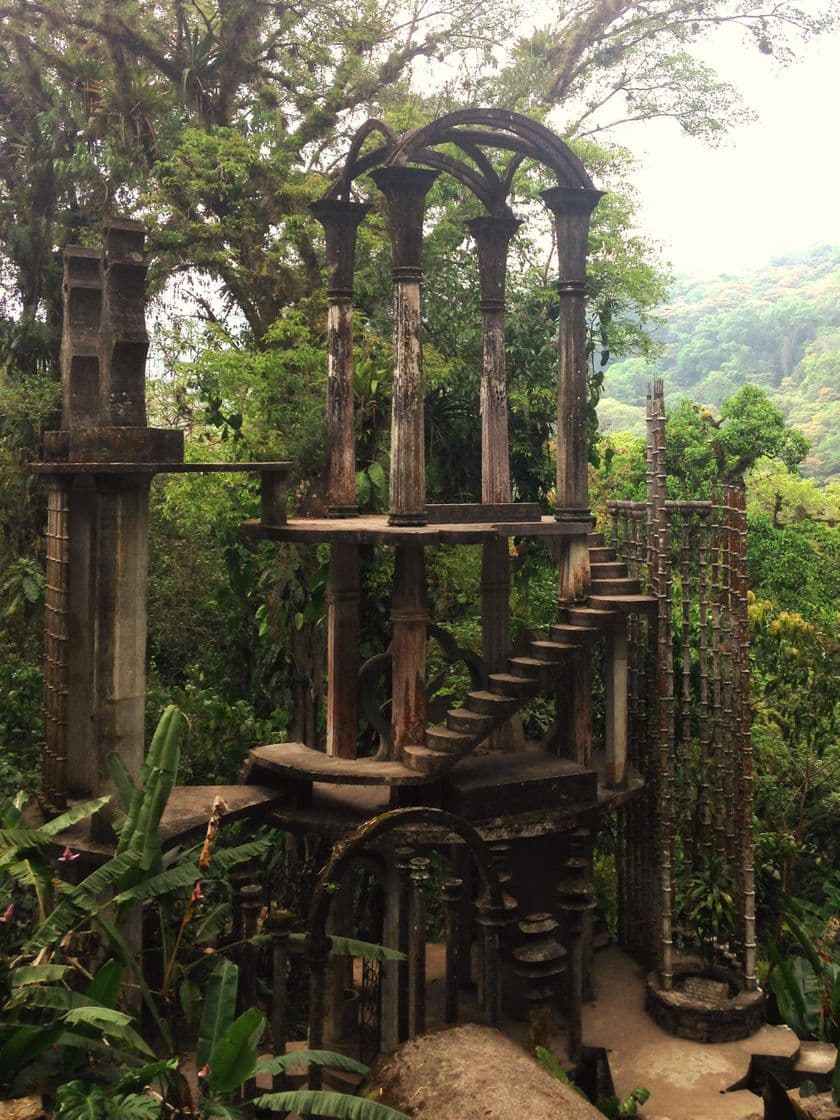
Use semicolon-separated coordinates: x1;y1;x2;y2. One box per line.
363;1023;605;1119
0;1099;45;1120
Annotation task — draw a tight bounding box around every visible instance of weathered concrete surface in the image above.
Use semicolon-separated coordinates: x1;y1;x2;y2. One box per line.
583;947;791;1119
364;1023;604;1119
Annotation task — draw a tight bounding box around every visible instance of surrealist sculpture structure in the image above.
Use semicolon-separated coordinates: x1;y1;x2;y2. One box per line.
36;110;759;1063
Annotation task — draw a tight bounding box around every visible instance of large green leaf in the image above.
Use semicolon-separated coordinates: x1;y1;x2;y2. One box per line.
38;796;111;838
196;958;239;1070
252;1091;410;1119
208;1007;266;1095
111;859;200;905
9;964;72;988
289;933;405;962
211;837;274;872
86;959;124;1008
25;851;140;951
256;1050;370;1078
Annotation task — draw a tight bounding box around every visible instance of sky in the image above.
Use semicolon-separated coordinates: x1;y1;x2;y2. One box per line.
624;25;840;277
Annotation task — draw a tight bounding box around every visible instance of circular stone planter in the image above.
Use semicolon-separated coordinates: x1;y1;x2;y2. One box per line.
646;957;765;1042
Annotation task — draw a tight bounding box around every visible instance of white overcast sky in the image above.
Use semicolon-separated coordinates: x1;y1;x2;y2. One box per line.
623;24;840;277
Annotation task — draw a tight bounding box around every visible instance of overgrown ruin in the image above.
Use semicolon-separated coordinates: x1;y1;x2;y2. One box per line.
33;110;760;1078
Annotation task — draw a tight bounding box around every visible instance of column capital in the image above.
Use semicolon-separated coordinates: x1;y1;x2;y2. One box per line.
309;199;371;296
467;214;523;309
371;166;439;273
541;186;604;284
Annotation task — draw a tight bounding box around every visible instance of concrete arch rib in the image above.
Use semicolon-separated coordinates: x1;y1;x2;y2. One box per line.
325;107;593;212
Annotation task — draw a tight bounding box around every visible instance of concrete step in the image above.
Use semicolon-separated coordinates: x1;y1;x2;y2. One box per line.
509;656;557;683
591;577;642;595
488;672;540;699
549;623;600;645
531;639;577;663
563;606;616;629
589;546;617;563
447;707;493;735
465;690;519;718
590;561;628;579
589;594;657;614
425;725;473;753
402;744;448;775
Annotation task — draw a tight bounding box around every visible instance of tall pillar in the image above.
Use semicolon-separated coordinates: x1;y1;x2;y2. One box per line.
43;478;71;810
390;545;428;759
371;166;438;526
90;223;153;839
52;247;104;805
468;216;521;690
325;544;360;758
605;617;628;786
309;199;370;517
92;476;150;837
541;187;603;603
98;219;149;427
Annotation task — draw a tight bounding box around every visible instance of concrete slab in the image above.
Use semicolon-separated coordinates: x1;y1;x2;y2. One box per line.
582;947;765;1119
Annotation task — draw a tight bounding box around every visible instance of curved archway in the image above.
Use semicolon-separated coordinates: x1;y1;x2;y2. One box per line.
305;806;505;1079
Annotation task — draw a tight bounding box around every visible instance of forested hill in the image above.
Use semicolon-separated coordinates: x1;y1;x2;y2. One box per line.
598;245;840;480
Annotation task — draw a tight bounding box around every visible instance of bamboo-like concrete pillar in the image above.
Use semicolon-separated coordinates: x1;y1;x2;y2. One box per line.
43;478;71;811
541;187;602;603
311;200;370;757
468;216;521;683
371;166;438;526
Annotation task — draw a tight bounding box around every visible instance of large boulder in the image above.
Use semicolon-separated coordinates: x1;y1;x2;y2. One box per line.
364;1023;605;1120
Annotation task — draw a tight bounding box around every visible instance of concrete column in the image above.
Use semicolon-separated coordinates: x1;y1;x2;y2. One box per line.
91;476;151;839
541;187;603;602
390;544;428;759
310;199;370;517
371;166;439;526
325;543;361;759
605;617;629;787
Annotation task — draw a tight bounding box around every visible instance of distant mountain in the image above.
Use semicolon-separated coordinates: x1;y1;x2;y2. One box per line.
597;246;840;480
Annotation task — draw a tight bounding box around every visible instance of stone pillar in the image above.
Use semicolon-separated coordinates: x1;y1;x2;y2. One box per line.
59;248;103;801
310;199;370;517
390;545;428;760
43;478;71;810
325;544;361;759
467;215;521;506
541;187;603;603
98;219;149;427
89;225;153;839
605;617;628;786
470;215;522;749
91;475;151;839
371;166;439;526
557;857;596;1064
60;247;102;427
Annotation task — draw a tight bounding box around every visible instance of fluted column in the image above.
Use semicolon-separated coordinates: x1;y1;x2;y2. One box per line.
371;166;439;526
542;186;603;602
310;199;370;517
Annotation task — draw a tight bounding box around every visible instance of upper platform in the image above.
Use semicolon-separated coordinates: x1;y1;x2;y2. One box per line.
243;503;592;546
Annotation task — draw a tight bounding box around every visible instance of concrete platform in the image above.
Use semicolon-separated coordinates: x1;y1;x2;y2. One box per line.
582;947;787;1119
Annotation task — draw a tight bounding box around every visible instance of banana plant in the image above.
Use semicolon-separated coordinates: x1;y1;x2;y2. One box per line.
194;958;408;1120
